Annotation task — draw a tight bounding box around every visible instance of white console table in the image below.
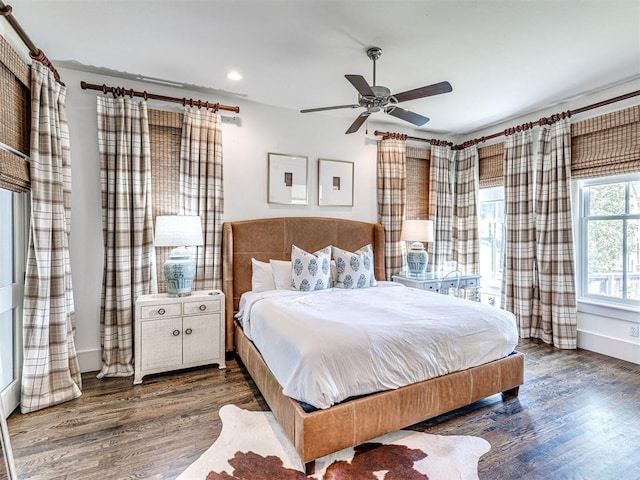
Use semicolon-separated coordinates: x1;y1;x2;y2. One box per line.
392;271;481;302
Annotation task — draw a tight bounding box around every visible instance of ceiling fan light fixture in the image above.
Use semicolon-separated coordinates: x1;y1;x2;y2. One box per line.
226;71;242;81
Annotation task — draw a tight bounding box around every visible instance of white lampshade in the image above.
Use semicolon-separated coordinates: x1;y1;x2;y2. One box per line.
154;216;204;297
401;220;434;243
154;215;204;247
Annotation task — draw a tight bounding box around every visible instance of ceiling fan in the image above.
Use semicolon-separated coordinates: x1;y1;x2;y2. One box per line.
300;47;453;134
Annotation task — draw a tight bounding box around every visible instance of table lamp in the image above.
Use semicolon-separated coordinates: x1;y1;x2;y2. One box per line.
154;215;204;296
401;219;434;276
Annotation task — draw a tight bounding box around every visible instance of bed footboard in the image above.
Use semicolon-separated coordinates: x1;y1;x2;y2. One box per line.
235;321;524;466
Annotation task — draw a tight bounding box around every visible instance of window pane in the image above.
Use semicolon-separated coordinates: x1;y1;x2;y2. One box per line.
0;189;12;286
587;219;623;298
630;181;640;215
478;187;504;292
588;183;625;216
629;219;640;301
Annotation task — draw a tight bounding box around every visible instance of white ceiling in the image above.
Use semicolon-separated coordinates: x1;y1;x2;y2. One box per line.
8;0;640;135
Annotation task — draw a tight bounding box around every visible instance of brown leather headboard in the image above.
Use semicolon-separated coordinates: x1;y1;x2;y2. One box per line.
222;217;386;351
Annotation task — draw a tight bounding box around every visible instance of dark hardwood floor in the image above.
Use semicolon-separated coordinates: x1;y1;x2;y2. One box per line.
1;339;639;480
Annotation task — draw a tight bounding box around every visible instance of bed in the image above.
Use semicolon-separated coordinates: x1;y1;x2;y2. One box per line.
222;217;524;473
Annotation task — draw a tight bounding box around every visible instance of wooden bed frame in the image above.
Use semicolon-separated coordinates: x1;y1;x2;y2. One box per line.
222;217;524;472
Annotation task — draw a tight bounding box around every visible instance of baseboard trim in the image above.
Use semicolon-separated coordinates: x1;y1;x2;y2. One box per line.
578;330;640;365
77;349;102;374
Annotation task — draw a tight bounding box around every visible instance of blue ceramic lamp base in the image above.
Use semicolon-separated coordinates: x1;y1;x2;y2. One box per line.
163;246;196;297
406;242;429;276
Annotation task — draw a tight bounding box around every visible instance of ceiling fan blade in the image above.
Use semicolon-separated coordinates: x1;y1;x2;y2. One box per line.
345;74;375;97
392;81;453;103
386;107;430;126
300;104;360;113
346;111;370;134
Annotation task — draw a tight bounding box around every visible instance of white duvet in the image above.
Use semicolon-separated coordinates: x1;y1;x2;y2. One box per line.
237;282;518;409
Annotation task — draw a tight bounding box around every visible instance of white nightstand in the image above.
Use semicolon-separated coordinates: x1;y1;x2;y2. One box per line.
134;290;226;384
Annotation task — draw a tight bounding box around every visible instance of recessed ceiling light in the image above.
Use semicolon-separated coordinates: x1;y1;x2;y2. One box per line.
226;71;242;81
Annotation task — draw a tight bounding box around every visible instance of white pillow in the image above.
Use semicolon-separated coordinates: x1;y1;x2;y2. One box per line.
333;244;378;289
251;258;275;292
291;245;332;291
270;259;292;290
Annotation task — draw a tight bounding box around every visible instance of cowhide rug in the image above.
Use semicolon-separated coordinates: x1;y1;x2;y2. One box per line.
177;404;490;480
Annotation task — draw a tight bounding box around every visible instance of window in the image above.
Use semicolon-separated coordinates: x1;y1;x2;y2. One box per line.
478;186;505;294
0;189;14;393
579;174;640;307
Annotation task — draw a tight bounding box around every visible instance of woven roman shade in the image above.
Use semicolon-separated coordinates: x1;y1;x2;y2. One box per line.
0;148;29;193
570;104;640;179
148;108;183;293
405;146;430;220
149;109;182;217
478;142;504;188
0;34;30;192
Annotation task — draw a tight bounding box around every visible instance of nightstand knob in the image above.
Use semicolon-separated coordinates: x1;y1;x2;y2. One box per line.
199;304;206;311
158;308;166;315
185;328;193;335
172;329;180;336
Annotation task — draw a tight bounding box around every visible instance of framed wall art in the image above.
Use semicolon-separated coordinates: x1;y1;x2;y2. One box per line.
318;159;354;206
267;153;308;205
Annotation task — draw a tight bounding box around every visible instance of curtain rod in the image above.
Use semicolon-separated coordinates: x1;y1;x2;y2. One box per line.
375;89;640;150
80;81;241;114
0;1;62;83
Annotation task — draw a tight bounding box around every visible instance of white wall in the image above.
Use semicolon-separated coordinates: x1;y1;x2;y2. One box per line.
62;67;639;371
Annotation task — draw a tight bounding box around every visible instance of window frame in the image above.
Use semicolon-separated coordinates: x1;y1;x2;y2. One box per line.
577;173;640;309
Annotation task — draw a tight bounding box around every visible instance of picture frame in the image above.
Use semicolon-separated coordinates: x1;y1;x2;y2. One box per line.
267;153;308;205
318;159;354;206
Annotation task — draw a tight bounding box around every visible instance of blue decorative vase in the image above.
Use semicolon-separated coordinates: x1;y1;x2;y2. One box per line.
163;247;196;297
406;242;429;276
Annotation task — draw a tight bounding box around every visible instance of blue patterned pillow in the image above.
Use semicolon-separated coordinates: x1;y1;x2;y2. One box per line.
332;244;377;289
290;245;332;291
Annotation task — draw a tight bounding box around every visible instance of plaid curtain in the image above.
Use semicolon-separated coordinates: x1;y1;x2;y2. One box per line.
533;118;577;348
453;145;479;277
179;107;224;290
428;144;454;273
97;96;156;378
21;62;82;413
377;138;406;279
501;130;537;335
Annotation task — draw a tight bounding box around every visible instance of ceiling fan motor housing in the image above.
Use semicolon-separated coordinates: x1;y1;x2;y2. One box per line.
359;85;395;112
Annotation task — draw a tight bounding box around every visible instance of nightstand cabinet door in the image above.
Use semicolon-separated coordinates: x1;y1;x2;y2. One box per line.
183;314;221;365
141;317;183;371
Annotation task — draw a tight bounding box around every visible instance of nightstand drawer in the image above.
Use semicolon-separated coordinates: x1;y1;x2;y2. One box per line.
442;279;460;289
462;278;479;288
140;303;182;319
184;298;220;315
423;282;439;291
